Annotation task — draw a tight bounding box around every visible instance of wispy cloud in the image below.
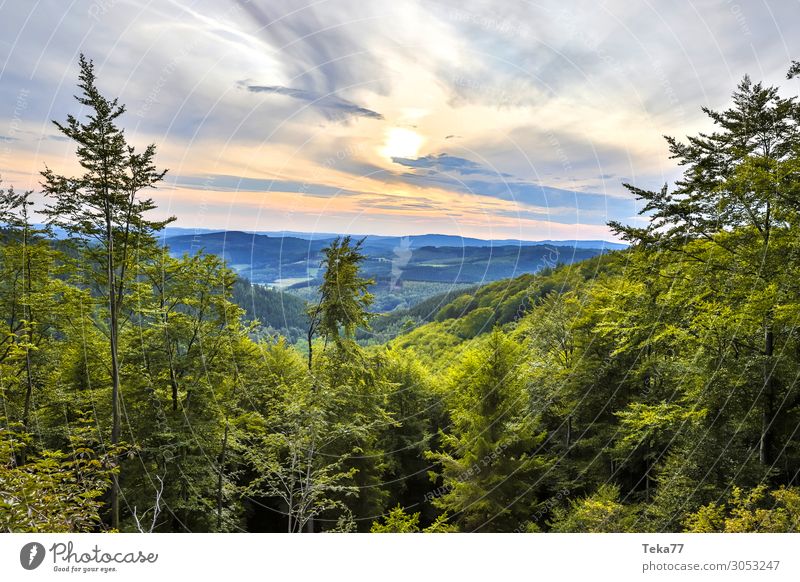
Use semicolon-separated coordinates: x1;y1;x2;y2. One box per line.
170;173;366;197
244;83;384;120
385;151;636;222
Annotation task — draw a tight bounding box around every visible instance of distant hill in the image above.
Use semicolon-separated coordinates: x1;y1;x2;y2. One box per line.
165;231;327;283
232;278;308;342
256;231;627;252
47;224;626;253
164;230;622;287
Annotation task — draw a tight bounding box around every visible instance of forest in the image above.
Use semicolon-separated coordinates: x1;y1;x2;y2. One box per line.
1;55;799;533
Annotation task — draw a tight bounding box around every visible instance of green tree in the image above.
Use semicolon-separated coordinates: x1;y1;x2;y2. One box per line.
0;418;123;532
237;350;359;532
0;183;82;443
370;505;456;532
306;236;374;369
610;73;800;470
375;349;440;518
40;54;175;528
126;250;250;531
427;328;550;532
684;485;800;532
549;484;641;533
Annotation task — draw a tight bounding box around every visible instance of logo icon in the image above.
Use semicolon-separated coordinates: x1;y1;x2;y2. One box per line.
20;542;46;570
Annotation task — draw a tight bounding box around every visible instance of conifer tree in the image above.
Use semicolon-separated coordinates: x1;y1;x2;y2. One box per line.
427;328;550;531
610;73;800;467
306;235;374;369
40;54;174;528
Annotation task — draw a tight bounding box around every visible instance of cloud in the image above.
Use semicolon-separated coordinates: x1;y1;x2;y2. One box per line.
170;173;366;197
382;151;637;223
39;134;70;142
391;153;512;177
244;83;384;120
233;0;392;97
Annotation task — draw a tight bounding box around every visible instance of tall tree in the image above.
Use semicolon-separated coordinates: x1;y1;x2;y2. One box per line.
610;73;800;468
40;55;174;529
306;236;374;369
129;250;249;531
427;328;550;531
240;376;359;533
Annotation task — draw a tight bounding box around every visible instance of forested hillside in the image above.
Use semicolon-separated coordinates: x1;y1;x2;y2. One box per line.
232;278;308;342
1;57;799;534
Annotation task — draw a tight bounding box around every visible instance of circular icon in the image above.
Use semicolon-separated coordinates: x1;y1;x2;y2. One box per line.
20;542;46;570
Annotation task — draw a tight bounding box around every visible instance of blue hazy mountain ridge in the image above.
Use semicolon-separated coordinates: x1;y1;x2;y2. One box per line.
242;231;627;250
164;230;622;286
44;224;626;252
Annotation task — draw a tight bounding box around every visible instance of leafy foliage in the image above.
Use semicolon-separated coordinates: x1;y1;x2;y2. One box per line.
0;419;122;532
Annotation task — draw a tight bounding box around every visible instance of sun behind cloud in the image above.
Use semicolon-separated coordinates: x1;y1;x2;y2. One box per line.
380;127;424;160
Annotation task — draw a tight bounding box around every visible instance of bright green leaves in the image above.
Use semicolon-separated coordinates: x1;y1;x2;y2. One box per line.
0;417;123;532
549;485;641;533
370;505;457;533
685;485;800;532
426;329;550;532
312;235;375;345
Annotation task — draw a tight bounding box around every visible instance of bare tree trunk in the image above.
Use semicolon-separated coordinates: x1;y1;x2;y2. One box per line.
216;419;229;531
132;475;164;533
306;296;323;373
108;219;121;531
307;328;313;371
760;323;774;466
21;229;34;465
304;438;316;533
565;414;572;450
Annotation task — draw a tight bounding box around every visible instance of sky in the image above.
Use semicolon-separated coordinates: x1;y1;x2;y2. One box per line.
1;0;799;240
